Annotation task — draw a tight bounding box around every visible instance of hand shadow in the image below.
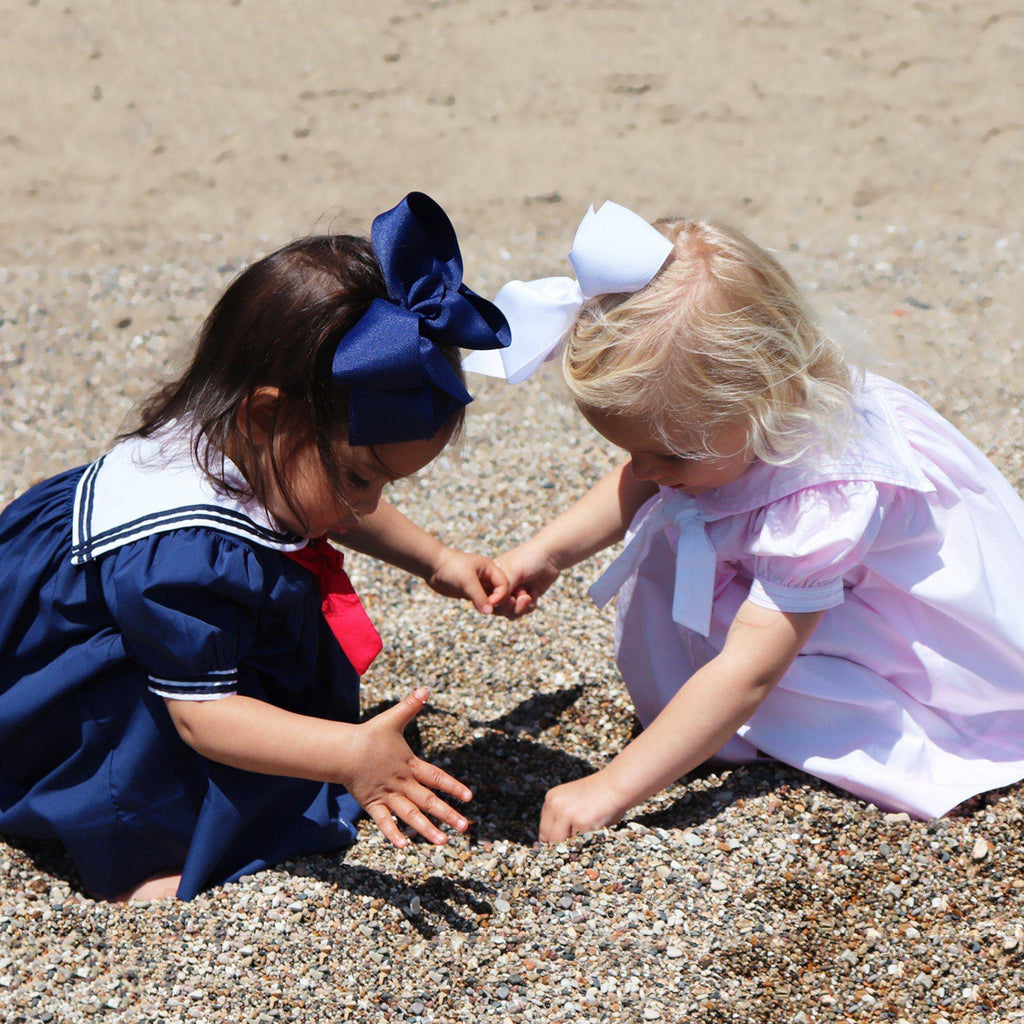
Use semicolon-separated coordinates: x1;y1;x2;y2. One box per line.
441;732;596;845
441;684;602;845
366;684;599;845
287;860;497;939
468;683;589;733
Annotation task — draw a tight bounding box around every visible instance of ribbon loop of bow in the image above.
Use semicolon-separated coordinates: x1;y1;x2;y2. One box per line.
332;192;511;446
285;538;383;676
463;200;674;385
589;497;718;637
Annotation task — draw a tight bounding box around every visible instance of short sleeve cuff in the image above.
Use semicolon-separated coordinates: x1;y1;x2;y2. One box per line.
148;668;238;701
748;577;844;614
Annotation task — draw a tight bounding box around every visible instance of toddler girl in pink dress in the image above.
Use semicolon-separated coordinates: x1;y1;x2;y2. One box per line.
470;201;1024;840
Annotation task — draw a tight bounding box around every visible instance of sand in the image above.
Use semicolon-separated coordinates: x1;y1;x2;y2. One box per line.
1;2;1023;1021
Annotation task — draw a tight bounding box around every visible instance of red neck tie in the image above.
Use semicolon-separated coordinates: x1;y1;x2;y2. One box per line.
284;537;383;675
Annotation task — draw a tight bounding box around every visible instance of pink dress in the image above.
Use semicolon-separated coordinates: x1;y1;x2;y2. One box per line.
590;374;1024;818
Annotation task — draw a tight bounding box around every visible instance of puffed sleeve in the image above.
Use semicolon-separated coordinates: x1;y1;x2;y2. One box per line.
101;530;269;701
743;480;885;614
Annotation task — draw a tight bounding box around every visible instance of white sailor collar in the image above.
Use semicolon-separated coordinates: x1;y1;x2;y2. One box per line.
70;424;306;565
690;372;935;520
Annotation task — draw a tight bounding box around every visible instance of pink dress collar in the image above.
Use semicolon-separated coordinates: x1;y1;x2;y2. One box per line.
590;374;935;636
692;373;934;519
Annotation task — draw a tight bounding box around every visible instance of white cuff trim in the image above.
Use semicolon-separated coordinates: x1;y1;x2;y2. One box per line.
152;689;236;702
147;669;238;701
748;576;844;614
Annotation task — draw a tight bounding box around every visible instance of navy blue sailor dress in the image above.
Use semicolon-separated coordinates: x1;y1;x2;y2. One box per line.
0;429;363;900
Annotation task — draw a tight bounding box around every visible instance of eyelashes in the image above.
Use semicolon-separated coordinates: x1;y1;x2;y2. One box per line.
346;470;373;490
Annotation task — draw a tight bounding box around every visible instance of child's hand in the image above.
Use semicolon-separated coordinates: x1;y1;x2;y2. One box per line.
425;547;510;614
539;770;627;842
493;541;562;618
348;688;473;848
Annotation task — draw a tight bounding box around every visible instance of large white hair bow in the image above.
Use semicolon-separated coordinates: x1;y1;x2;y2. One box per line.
463;201;674;384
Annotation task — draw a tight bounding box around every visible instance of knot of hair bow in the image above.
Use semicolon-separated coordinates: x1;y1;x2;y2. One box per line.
332;192;510;446
464;201;674;385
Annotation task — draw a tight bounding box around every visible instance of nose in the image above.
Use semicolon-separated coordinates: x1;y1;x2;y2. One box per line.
629;453;663;483
351;493;381;518
347;482;386;519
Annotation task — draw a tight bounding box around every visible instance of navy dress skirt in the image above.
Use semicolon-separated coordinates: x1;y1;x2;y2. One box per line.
0;468;362;900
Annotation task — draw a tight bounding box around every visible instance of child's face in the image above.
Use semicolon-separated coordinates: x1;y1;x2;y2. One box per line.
265;431;449;538
583;408;754;496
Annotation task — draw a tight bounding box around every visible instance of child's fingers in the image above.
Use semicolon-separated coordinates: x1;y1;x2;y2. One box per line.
481;563;510;609
489;587;534;620
384;687;430;731
413;759;473;804
488;580;517;612
461;569;496;615
409;785;470;833
367;804;411;849
538;806;571;843
493;558;526;596
390;796;451;845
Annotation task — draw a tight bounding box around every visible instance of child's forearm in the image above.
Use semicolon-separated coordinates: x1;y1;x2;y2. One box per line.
533;462;657;569
167;695;364;787
601;658;777;810
169;690;474;848
335;499;446;579
600;603;824;813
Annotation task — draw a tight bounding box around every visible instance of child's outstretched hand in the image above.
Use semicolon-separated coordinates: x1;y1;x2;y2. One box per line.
539;770;626;842
493;540;562;619
426;547;509;615
348;688;472;848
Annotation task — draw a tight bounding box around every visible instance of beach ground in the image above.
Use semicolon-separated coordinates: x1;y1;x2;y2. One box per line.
1;2;1023;1021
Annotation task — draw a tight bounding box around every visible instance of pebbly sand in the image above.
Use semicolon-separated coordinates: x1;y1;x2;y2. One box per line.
2;2;1024;1021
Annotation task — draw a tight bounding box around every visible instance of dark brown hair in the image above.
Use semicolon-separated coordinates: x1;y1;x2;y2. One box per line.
133;235;466;528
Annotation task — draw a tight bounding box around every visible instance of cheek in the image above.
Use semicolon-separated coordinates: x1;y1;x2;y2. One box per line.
677;465;720;487
629;453;663;480
680;458;749;488
709;458;752;485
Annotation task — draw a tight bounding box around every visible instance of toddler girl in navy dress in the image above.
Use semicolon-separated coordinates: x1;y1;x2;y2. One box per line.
0;193;511;901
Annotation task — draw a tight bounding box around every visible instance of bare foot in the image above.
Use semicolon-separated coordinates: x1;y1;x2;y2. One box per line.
115;872;182;902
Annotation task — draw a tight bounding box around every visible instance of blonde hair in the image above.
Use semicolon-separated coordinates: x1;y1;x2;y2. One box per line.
563;218;857;465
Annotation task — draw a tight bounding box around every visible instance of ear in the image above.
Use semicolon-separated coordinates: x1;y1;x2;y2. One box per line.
236;386;283;448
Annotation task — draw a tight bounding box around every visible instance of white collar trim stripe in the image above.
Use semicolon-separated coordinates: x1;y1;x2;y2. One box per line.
70;427;306;565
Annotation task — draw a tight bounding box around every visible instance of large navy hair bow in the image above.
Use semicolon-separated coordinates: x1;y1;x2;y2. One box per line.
331;192;510;446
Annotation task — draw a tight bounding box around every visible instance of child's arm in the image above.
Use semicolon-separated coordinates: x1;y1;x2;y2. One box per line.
539;601;824;841
167;687;470;848
334;499;509;614
496;462;657;617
